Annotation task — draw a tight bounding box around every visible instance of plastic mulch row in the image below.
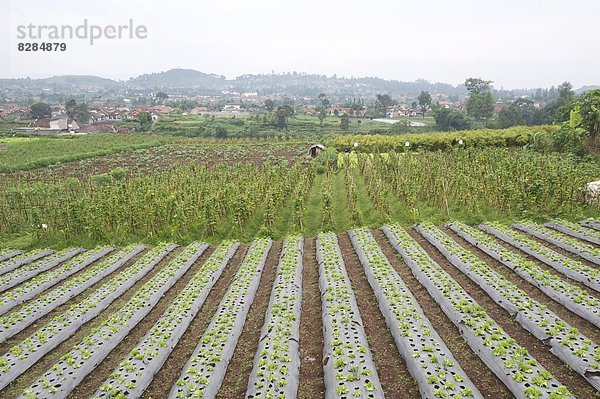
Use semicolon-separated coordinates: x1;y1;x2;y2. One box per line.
246;237;303;399
384;225;575;399
0;245;147;343
580;220;600;232
0;249;54;277
479;224;600;293
16;243;208;399
416;224;600;392
0;248;83;292
168;239;272;399
0;250;24;264
545;221;600;246
316;232;384;399
350;228;482;399
0;247;115;316
93;242;239;399
514;222;600;266
0;245;173;390
449;223;599;328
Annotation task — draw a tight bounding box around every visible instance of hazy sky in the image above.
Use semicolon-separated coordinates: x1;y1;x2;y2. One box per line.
1;0;599;89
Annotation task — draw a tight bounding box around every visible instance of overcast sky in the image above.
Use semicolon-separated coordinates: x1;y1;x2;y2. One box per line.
1;0;599;89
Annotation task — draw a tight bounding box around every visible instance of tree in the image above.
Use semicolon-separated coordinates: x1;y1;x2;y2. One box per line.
264;99;275;112
498;98;536;128
340;113;350;131
577;89;600;139
30;102;51;119
215;126;228;138
75;103;90;124
418;91;432;117
64;99;90;123
465;78;493;94
464;77;494;125
317;93;330;109
275;106;288;130
156;92;169;100
466;92;494;124
375;94;395;116
137;111;153;131
540;81;575;123
558;81;574;100
434;107;472;131
282;104;294;118
65;99;77;119
318;109;327;127
555;81;575;122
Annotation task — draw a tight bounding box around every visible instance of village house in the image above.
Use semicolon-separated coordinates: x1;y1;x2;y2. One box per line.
222;103;242;113
17;117;80;135
190;107;208;115
493;101;505;114
79;121;118;134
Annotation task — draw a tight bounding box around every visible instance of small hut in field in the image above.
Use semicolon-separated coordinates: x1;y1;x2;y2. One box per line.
309;144;325;158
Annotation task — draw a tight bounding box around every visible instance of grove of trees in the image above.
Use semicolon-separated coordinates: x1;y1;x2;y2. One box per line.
29;102;52;119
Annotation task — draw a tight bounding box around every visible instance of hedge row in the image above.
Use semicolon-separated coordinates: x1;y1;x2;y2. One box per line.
334;126;555;152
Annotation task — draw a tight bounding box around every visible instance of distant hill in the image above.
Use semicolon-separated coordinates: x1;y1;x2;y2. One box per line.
126;68;226;89
39;75;118;87
231;73;465;97
0;69;596;99
0;75;118;89
576;85;600;94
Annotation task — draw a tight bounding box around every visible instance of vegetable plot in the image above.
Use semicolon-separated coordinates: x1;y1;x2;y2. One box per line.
0;249;54;277
170;238;272;399
350;228;481;399
479;223;599;293
0;247;114;316
448;222;599;328
417;223;600;391
0;244;174;390
0;249;23;263
383;224;572;399
0;245;145;343
545;220;600;246
0;247;114;315
514;222;600;266
93;241;239;399
246;236;303;399
17;242;208;399
580;219;600;231
316;232;384;399
0;248;83;293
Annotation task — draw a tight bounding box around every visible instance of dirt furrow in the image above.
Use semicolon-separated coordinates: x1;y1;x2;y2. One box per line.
297;237;325;399
337;232;420;399
410;228;598;399
215;241;282;399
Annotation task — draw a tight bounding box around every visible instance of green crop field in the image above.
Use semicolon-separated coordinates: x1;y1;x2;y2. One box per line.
0;122;598;399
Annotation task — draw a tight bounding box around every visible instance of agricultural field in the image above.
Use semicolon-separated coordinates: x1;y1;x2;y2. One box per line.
0;219;598;399
0;135;165;173
0;145;598;249
152;114;430;138
1;141;310;183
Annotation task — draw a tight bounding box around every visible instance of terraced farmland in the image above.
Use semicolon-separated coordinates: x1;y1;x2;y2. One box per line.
0;219;598;398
